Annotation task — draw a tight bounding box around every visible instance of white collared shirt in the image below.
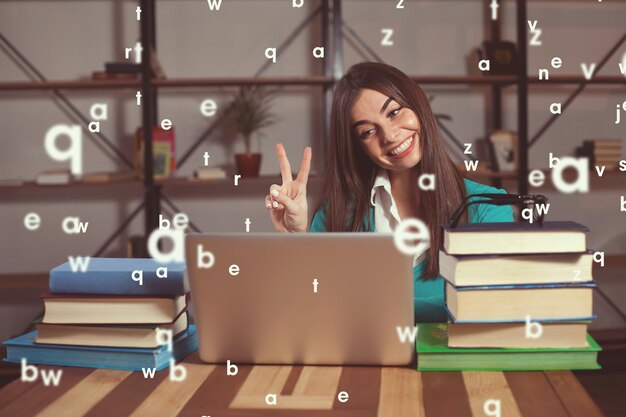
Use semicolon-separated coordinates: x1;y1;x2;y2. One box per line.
370;169;429;266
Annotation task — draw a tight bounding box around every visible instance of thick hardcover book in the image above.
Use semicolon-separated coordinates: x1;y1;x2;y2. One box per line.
41;292;188;324
447;321;589;348
50;258;187;296
445;282;596;323
3;325;197;371
105;62;141;73
416;323;600;371
442;221;588;255
439;249;593;286
36;310;188;348
36;169;73;185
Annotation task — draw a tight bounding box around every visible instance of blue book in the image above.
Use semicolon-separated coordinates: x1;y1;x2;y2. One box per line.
3;325;197;371
50;258;187;296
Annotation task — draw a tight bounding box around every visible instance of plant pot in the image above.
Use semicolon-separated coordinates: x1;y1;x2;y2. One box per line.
235;153;262;178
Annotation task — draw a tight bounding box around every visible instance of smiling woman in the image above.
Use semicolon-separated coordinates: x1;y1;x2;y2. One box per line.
351;90;421;167
265;62;513;322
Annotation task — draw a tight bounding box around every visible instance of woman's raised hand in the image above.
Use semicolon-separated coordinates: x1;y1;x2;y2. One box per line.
265;143;312;233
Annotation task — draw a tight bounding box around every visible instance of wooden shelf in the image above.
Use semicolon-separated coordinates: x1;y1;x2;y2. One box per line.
0;175;324;190
4;168;621;190
0;177;140;189
159;175;322;186
153;76;333;88
411;75;517;85
0;79;140;91
411;75;625;86
2;75;622;92
528;76;626;85
159;176;235;185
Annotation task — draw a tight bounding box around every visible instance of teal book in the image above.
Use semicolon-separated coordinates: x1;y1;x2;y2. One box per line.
3;325;197;371
416;323;601;371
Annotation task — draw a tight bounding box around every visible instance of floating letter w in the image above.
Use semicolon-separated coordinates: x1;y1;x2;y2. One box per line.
206;0;223;10
396;326;419;344
68;256;90;272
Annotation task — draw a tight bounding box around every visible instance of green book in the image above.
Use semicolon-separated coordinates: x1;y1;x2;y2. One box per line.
416;323;601;371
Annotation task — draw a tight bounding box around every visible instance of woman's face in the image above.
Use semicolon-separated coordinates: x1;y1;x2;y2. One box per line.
350;88;422;172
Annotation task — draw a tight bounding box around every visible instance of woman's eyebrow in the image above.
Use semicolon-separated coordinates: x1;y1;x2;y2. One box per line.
379;96;394;113
351;96;395;129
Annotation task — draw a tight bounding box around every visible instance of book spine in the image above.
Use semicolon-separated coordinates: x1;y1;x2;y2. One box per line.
49;269;186;296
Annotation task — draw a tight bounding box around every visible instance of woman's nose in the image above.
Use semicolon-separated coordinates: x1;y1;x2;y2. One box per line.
382;126;401;144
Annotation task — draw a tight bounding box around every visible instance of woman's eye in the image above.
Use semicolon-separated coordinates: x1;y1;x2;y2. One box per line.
360;129;374;139
388;107;402;118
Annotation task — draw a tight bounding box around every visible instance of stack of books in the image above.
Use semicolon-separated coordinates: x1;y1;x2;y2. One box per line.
92;51;165;81
4;258;197;371
92;63;140;80
35;169;74;185
417;221;601;371
577;139;623;170
193;166;227;180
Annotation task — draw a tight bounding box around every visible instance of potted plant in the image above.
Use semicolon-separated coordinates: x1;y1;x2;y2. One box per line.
226;86;278;178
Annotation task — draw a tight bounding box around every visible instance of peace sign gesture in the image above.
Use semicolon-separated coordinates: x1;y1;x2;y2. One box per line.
265;143;312;233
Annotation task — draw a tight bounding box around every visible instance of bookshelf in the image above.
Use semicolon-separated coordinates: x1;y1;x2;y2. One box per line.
0;80;141;91
1;1;625;374
3;168;621;192
1;0;625;249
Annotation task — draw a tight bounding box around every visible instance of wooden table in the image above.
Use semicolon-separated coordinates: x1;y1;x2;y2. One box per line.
0;352;605;417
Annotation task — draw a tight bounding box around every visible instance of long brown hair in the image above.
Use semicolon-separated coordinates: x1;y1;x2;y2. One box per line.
316;62;468;279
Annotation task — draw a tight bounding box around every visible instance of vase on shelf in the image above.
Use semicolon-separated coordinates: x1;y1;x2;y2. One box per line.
235;152;262;178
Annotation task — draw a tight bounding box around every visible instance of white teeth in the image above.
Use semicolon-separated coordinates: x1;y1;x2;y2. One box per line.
390;135;413;155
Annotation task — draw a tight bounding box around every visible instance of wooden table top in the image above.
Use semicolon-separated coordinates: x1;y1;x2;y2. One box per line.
0;352;605;417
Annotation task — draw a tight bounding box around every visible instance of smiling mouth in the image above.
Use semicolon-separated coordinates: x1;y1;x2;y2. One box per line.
388;134;415;156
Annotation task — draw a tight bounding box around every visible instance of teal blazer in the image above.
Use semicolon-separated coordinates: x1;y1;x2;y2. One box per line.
309;178;514;323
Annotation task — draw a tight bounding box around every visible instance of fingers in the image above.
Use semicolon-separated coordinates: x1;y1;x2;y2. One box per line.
275;143;293;183
296;147;312;185
271;188;297;213
267;184;282;209
266;183;298;213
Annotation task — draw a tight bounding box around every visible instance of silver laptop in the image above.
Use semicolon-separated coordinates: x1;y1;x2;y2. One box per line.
185;233;414;365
